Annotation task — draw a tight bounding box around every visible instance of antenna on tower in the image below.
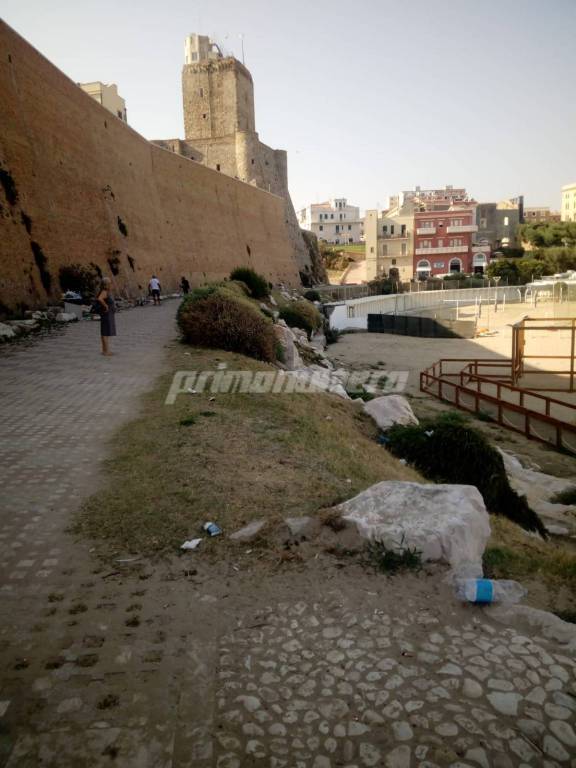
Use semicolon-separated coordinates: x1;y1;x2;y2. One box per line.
239;33;245;65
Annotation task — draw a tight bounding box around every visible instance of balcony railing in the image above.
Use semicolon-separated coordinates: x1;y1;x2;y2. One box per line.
446;224;478;233
415;245;468;255
381;232;409;239
416;227;436;235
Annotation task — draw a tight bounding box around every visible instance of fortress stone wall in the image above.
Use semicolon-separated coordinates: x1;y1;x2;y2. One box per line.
0;22;301;313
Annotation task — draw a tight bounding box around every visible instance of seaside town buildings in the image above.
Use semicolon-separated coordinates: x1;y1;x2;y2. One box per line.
523;206;561;223
298;199;363;244
79;81;127;122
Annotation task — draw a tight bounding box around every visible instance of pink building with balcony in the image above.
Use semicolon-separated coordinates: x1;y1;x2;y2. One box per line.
413;207;483;278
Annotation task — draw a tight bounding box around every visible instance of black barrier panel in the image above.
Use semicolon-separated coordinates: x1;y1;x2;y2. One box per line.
367;314;475;338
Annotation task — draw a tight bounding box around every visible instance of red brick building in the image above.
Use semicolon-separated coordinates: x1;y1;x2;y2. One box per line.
413;207;480;278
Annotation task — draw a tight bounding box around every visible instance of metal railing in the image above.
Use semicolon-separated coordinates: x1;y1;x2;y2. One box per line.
420;358;576;454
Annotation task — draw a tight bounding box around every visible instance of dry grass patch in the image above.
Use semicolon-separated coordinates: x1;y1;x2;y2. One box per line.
73;346;420;557
484;517;576;611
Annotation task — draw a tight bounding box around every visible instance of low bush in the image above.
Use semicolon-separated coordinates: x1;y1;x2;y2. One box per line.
279;300;323;339
229;267;270;299
177;287;276;362
304;289;321;302
385;412;547;537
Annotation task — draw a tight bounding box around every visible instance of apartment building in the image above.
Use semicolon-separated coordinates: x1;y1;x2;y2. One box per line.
79;82;127;122
414;207;480;277
523;206;561;223
364;203;413;282
476;198;522;251
298;198;363;244
561;183;576;222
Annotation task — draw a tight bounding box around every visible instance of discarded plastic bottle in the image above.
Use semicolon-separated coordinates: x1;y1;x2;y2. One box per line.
203;521;222;537
454;579;526;605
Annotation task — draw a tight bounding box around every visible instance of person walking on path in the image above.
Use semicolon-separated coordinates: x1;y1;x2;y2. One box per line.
96;277;116;356
149;275;162;305
180;276;190;295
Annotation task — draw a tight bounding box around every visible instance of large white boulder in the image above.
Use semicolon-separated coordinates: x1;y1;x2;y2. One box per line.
363;395;419;430
499;450;575;535
337;481;490;574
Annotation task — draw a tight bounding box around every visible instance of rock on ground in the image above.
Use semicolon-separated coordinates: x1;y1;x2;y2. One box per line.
337;481;490;574
363;395;419;430
273;324;303;370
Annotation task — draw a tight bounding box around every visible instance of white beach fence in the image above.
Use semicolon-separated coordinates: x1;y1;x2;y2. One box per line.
327;286;524;331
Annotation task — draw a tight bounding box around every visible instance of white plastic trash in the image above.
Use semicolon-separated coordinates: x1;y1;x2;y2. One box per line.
181;538;202;550
454;578;526;605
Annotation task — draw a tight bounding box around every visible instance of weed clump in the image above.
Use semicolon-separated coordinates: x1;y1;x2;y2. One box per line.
279;300;323;339
229;267;270;299
365;538;422;574
385;412;547;537
177;287;277;362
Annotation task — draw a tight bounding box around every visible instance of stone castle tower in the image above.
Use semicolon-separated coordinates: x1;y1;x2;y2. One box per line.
153;34;311;277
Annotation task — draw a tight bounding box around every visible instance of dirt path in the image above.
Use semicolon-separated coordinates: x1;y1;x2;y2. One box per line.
0;307;575;766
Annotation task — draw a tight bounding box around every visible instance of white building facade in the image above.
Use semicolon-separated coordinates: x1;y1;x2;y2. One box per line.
562;183;576;223
298;198;363;244
79;82;127;122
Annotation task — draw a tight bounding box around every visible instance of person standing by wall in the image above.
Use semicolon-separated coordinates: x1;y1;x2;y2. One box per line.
96;277;116;356
180;276;190;295
149;275;162;305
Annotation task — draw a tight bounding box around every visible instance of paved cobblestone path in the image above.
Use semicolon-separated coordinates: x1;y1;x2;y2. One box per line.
1;305;575;768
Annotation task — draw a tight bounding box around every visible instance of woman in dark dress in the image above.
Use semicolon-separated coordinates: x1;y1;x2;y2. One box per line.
96;277;116;356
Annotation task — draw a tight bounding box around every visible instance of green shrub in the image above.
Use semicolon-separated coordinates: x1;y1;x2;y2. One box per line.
177;288;276;362
229;267;270;299
279;300;322;339
385;414;547;537
304;289;321;302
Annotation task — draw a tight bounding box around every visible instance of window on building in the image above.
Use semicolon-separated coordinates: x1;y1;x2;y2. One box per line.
382;245;388;256
438;239;444;247
370;246;374;253
202;113;207;119
336;225;340;232
401;224;406;235
449;258;462;273
216;164;221;171
319;225;323;231
390;225;395;235
199;88;204;97
339;214;343;220
348;225;352;231
391;258;397;265
251;159;255;165
504;216;509;226
335;239;340;244
348;237;353;243
382;225;388;233
331;214;334;219
401;244;407;256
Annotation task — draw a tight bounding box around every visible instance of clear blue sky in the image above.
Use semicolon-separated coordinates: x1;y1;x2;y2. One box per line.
3;0;575;212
